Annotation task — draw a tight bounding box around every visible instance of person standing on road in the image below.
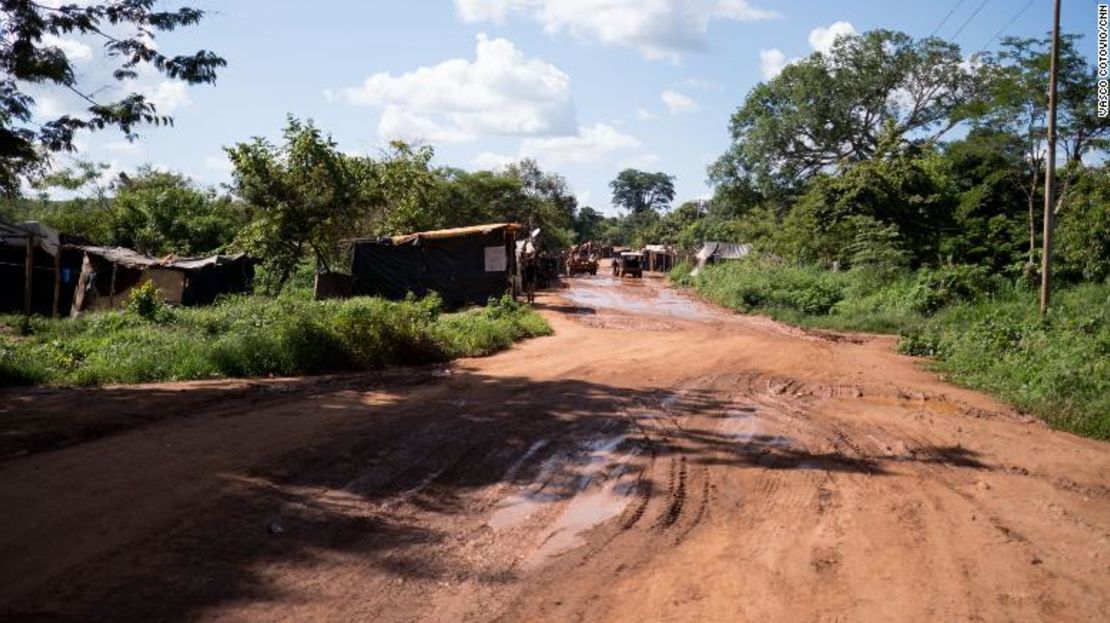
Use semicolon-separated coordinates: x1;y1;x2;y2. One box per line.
522;252;538;305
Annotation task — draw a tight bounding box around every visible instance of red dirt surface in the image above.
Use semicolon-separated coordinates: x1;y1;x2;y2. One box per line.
1;275;1108;622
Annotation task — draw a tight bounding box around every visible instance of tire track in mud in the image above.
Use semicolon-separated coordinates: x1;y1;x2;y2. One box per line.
657;456;688;528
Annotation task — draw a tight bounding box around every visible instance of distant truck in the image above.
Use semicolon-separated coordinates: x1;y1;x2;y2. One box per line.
612;252;644;278
566;244;599;276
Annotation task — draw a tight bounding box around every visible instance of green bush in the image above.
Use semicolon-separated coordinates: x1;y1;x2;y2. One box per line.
692;259;849;316
667;260;694;286
125;281;173;322
904;264;997;316
0;293;551;387
900;283;1110;439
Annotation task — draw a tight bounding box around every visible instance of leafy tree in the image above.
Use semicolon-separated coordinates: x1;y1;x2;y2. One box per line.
935;129;1027;272
713;29;977;195
975;35;1110;268
111;166;244;255
571;205;605;242
17;160;115;242
1056;166;1110;282
360;141;444;236
226;116;359;288
775;137;952;267
1;0;225;196
610;169;675;214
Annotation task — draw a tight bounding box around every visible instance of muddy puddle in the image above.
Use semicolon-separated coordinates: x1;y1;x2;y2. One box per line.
488;432;641;567
563;276;719;320
716;406;795;449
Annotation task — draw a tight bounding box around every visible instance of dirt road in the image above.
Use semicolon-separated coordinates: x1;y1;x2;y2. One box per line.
2;274;1109;622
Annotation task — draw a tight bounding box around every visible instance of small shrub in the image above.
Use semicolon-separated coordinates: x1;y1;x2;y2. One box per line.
905;264;997;316
125;281;172;322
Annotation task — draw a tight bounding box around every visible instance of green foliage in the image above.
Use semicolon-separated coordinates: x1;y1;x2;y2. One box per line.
693;259;849;316
1057;167;1110;282
0;294;550;387
124;281;171;322
1;1;225;197
686;260;1001;331
667;260;694;284
227;116;361;286
111;167;245;255
775;139;952;267
903;264;998;316
610;169;676;214
899;283;1110;439
714;29;976;195
6;162;242;258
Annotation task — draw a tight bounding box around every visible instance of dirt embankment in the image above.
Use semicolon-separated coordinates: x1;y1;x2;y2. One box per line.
1;274;1108;622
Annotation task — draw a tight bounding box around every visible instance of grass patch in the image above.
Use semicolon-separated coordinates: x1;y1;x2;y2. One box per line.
0;291;551;387
899;283;1110;439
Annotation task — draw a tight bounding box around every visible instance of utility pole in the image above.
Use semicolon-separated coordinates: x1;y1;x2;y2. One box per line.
1039;0;1062;318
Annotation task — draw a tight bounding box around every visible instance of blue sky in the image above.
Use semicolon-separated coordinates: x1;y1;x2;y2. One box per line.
42;0;1100;215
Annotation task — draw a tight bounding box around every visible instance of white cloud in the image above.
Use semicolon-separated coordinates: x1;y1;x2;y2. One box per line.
520;123;640;166
620;152;662;169
661;89;698;114
33;94;72;118
204;154;233;173
808;21;856;55
329;34;574;144
472;151;517;170
455;0;532;23
756;21;858;81
453;0;779;61
635;107;659;121
377;107;477;144
475;123;640;170
41;34;93;62
682;77;724;91
759;48;788;79
141;80;190;113
103;140;143;156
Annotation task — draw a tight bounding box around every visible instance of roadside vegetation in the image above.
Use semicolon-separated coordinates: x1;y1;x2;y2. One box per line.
0;284;551;387
670;260;1110;440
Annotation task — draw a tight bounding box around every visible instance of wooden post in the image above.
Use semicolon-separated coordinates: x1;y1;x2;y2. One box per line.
52;247;62;318
23;234;33;316
1039;0;1062;318
108;262;118;308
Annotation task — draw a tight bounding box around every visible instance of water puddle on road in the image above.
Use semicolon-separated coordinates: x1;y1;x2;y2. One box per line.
487;433;642;567
563;276;717;320
717;406;794;449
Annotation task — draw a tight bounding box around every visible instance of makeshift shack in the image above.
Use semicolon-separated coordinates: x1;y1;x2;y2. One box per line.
692;241;752;276
1;221;89;316
347;223;520;307
642;244;675;272
71;247;255;313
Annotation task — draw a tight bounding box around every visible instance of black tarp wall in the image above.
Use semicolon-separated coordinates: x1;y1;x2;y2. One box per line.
350;226;515;307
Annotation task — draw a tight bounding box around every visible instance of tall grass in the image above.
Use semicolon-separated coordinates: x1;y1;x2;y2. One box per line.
676;258;1110;439
0;289;551;387
900;283;1110;439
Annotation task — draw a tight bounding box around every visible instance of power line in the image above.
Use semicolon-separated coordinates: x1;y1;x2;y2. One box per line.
951;0;990;40
976;0;1035;55
930;0;965;37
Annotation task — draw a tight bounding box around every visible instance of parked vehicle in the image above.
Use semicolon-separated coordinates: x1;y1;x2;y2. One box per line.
612;252;644;278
